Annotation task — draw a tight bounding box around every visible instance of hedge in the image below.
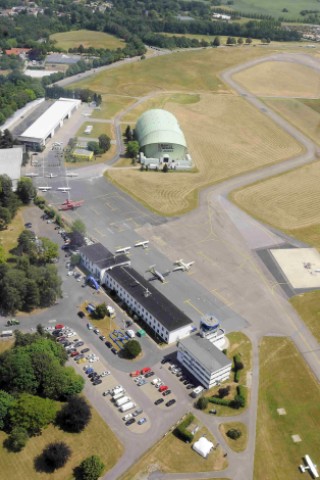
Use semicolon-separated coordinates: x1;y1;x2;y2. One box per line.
175;414;195;443
234;370;240;383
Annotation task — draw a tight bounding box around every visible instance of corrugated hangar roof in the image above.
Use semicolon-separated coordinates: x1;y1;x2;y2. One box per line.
135;109;187;148
20;98;81;142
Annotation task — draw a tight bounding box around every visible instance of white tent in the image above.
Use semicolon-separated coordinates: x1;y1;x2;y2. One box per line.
192;437;214;458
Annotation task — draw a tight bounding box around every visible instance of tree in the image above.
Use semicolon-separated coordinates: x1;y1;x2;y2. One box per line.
125;125;133;142
162;163;168;173
0;348;38;394
16;177;36;204
98;134;111;153
196;396;208;410
245;38;252;44
42;442;71;471
0;206;11;229
78;455;105;480
94;303;108;319
126;141;139;160
9;393;57;435
212;36;220;47
87;141;101;155
123;339;141;358
38;237;59;264
0;129;14;149
57;396;91;433
237;37;244;45
72;219;86;235
218;386;230;398
226;428;242;440
5;426;29;452
0;390;14;430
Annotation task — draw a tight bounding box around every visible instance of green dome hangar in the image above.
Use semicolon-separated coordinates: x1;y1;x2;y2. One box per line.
135;109;193;170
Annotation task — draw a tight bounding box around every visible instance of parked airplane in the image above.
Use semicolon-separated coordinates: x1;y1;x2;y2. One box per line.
46;173;58;178
65;172;79;177
173;259;195;272
59;199;84;210
25;172;39;177
57;187;71;192
134;240;149;249
115;247;131;254
300;455;319;478
146;265;170;283
38;186;52;192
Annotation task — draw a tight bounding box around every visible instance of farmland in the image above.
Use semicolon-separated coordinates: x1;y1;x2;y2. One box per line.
108;93;302;216
50;30;124;50
227;0;320;19
254;337;320;480
234;61;320;97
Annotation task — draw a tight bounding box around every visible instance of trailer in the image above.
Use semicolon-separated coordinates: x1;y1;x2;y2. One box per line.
112;392;125;401
119;401;136;413
111;386;125;397
115;396;131;407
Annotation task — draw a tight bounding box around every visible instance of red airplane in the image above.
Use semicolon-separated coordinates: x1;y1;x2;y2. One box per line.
59;199;84;211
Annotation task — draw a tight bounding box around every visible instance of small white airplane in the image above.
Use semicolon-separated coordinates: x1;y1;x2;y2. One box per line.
57;187;71;192
115;246;131;254
173;259;195;272
300;455;319;478
25;172;39;177
134;240;149;249
46;173;58;178
146;265;170;283
38;186;52;192
65;172;79;177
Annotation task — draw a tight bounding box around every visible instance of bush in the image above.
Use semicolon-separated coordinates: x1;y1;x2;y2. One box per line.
218;386;230;398
123;339;142;359
77;455;105;480
230;394;245;409
174;414;195;443
41;442;71;471
233;354;244;371
208;397;231;406
226;428;242;440
234;370;240;383
57;396;91;433
196;396;208;410
5;426;28;452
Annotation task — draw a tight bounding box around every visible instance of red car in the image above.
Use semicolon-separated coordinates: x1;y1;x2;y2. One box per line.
70;350;79;357
159;385;168;393
140;367;151;375
55;324;64;330
130;370;140;377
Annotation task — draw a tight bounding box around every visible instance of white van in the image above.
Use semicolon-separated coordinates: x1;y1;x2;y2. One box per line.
126;329;135;338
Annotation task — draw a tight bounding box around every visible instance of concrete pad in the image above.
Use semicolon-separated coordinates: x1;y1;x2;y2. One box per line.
292;434;302;443
270;248;320;289
277;408;286;415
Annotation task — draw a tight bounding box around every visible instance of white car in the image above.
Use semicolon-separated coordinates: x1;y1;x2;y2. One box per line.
100;371;111;378
122;413;133;421
67;271;74;276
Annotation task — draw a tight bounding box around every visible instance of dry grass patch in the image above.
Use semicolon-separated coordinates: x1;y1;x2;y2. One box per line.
107;94;302;216
0;340;14;354
50;30;124;50
234;61;320;97
254;337;320;480
119;418;227;480
231;160;320;231
219;422;248;452
0;404;123;480
290;291;320;343
77;122;114;139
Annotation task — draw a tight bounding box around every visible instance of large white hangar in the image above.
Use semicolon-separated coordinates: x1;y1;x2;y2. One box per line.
18;97;81;149
135;109;193;170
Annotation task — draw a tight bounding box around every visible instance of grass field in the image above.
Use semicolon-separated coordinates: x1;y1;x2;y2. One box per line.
50;30;124;50
91;95;135;120
162;32;262;44
219;422;248;452
77;122;114;139
227;0;320;19
254;337;320;480
107;93;302;216
264;98;320;146
0;404;123;480
119;417;227;480
234;61;320;97
0;209;24;256
290;291;320;343
231;160;320;233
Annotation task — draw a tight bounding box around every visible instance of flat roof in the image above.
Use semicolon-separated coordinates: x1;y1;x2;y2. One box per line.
107;265;192;332
79;243;130;270
19;98;81;142
179;335;232;370
0;147;23;188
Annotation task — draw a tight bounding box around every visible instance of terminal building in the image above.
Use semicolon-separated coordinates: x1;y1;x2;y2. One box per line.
18;97;81;149
79;243;193;344
135;109;193;171
177;335;232;389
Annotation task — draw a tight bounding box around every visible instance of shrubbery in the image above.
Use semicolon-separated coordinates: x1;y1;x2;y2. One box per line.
209;385;247;409
174;414;195;443
226;428;242;440
196;396;208;410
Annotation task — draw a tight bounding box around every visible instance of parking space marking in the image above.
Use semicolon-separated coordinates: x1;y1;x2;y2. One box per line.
105;201;117;212
211;288;234;308
184;299;204;316
94;227;106;237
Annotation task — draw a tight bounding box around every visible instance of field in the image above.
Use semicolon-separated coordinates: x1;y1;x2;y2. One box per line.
162;32;261;44
107;93;302;216
290;291;320;343
231;160;320;235
0;404;123;480
0;209;24;256
227;0;320;19
91;95;135;120
119;417;227;480
50;30;124;50
219;422;248;452
254;337;320;480
77;121;115;139
234;61;320;97
264;98;320;146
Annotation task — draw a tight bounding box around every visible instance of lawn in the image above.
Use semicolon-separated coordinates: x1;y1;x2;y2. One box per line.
227;0;320;19
234;61;320;97
77;122;114;139
0;209;24;255
254;337;320;480
107;93;302;216
290;291;320;343
219;422;248;452
0;403;123;480
50;30;124;50
91;95;135;120
119;416;227;480
231;160;320;232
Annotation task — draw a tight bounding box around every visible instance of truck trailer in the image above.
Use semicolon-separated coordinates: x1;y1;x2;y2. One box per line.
119;402;136;413
112;386;125;397
115;396;131;407
112;392;125;401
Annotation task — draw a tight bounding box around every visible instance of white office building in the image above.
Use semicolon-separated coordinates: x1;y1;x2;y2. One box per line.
0;147;23;190
177;335;232;389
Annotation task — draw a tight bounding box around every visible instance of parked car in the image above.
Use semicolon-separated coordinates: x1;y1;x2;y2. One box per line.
100;371;110;378
111;348;118;355
138;417;147;425
122;413;133;421
145;371;154;378
74;354;84;361
70;351;79;357
163;389;171;396
137;380;147;386
133;408;143;417
102;391;110;397
81;348;90;354
93;328;100;335
74;341;84;348
105;341;112;348
99;335;106;341
88;372;97;378
125;418;135;426
161;358;168;365
159;385;168;393
78;311;85;318
93;379;102;386
87;323;93;330
154;398;164;405
85;368;94;374
166;399;176;407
